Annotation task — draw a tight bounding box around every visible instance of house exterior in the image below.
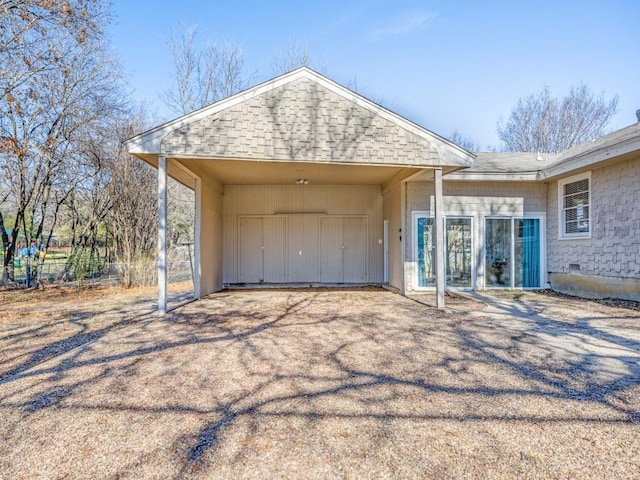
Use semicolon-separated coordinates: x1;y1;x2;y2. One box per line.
125;67;640;313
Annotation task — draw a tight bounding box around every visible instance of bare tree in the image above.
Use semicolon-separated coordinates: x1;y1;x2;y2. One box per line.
497;84;619;153
105;109;158;286
167;179;194;249
162;25;246;115
0;0;120;279
448;130;480;152
271;39;317;75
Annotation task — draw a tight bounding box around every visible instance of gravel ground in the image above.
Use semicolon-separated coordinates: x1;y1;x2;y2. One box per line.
1;287;639;479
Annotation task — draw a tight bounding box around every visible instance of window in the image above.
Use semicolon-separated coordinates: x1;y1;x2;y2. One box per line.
558;172;590;238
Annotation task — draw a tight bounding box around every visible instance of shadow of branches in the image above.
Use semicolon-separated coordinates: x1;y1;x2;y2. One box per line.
1;289;639;478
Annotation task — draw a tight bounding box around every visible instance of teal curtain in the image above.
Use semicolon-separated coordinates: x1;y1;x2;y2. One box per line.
520;219;540;288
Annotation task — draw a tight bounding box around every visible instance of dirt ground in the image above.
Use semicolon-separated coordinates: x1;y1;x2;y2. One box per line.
1;286;639;479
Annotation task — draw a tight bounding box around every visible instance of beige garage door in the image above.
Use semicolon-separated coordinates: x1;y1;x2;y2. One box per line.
239;214;367;284
287;214;319;282
320;216;367;283
238;216;286;283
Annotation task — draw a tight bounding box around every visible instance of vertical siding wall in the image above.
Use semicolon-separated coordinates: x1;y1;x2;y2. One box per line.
547;157;640;279
223;184;384;283
382;184;403;291
405;181;547;291
199;179;224;295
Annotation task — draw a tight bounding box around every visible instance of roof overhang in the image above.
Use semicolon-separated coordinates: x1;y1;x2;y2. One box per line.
444;171;541;182
540;134;640;181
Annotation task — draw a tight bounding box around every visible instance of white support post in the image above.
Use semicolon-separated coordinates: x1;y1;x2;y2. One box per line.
434;167;445;309
158;155;168;314
193;176;201;299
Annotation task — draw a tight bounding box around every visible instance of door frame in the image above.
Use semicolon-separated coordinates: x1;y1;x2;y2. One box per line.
482;213;546;290
412;211;474;292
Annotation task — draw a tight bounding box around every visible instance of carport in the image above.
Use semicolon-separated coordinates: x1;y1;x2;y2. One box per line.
125;67;474;312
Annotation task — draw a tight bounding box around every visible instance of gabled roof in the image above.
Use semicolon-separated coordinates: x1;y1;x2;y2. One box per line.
125;67;475;169
445;152;559;181
448;122;640;181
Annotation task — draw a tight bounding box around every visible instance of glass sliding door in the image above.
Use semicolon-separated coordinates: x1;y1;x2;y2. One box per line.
485;217;542;288
485;218;512;287
416;216;473;289
515;219;541;288
446;218;472;288
417;217;435;287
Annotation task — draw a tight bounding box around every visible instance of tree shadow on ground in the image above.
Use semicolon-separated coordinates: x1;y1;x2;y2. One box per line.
1;289;639;478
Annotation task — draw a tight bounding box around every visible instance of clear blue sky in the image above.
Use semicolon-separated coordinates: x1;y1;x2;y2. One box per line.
109;0;640;149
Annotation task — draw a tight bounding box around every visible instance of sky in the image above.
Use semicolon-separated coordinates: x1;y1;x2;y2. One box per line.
108;0;640;150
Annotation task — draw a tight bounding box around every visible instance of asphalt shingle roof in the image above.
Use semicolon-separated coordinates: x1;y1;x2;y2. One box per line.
463;122;640;174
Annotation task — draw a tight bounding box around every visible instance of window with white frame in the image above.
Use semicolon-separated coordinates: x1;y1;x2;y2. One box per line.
558;172;591;238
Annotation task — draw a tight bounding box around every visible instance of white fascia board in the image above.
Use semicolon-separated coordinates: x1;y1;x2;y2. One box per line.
125;67;475;167
445;171;540;181
540;137;640;180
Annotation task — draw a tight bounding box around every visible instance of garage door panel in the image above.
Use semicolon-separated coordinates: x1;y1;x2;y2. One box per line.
320;217;343;283
240;214;368;285
344;217;367;282
264;217;286;282
287;215;319;282
239;218;263;283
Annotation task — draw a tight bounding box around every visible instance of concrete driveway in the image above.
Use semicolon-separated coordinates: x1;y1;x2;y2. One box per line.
1;288;639;479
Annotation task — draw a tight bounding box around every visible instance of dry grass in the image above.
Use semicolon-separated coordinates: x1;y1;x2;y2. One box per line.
1;287;639;479
0;285;157;382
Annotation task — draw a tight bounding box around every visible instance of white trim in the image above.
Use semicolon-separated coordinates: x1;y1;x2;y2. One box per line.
157;156;167;315
194;176;201;299
434;168;445;309
541;134;640;180
557;171;591;240
400;181;407;295
445;171;540;182
411;211;475;292
383;219;389;284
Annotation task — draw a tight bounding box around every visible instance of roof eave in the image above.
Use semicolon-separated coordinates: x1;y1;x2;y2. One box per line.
445;171;541;181
540;136;640;180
